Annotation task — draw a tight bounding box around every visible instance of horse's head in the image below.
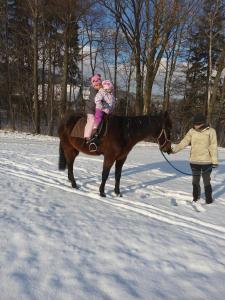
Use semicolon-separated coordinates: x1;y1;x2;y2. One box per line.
155;111;172;153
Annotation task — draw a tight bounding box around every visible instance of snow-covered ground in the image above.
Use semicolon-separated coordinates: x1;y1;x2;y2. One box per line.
1;130;225;300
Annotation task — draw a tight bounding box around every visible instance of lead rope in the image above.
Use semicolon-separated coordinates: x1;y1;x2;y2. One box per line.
160;150;213;176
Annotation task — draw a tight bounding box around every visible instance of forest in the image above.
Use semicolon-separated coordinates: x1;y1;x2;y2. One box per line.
0;0;224;144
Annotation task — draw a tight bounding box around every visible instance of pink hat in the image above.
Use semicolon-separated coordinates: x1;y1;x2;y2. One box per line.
91;74;102;87
102;80;113;90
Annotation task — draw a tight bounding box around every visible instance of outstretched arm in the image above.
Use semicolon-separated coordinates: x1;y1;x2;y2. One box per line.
172;129;192;153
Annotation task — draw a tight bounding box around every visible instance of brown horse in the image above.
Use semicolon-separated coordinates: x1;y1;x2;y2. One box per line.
58;111;172;197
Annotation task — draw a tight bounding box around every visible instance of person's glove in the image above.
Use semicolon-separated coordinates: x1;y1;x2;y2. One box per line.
212;164;218;168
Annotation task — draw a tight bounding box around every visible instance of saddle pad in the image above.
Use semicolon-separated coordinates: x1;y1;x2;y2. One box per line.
70;117;87;138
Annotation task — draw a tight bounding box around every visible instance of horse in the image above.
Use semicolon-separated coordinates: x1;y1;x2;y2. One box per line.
58;111;172;197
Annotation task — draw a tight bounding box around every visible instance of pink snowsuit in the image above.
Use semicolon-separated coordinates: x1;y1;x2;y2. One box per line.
94;88;115;129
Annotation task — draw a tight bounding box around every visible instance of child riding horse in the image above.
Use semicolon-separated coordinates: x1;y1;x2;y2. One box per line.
58;112;172;197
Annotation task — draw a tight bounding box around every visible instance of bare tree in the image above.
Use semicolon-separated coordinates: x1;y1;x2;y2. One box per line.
4;0;14;129
143;0;196;113
162;23;185;111
81;11;103;76
208;44;225;124
205;0;224;121
49;0;92;118
25;0;44;133
101;0;145;115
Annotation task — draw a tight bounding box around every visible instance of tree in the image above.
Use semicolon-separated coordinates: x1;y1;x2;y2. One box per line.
0;0;17;129
24;0;46;133
101;0;145;115
143;0;196;113
185;0;224;119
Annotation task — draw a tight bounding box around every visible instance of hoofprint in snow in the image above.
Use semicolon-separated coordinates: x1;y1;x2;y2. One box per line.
1;130;225;300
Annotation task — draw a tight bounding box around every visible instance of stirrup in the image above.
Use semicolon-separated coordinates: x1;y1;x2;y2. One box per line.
89;142;97;152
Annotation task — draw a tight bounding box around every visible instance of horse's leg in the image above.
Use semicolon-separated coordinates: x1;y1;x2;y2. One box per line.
99;156;115;197
64;146;79;188
114;156;127;197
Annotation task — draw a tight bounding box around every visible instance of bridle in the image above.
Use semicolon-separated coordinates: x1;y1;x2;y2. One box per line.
157;128;171;150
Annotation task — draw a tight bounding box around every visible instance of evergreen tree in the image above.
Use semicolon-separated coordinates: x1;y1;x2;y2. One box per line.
185;0;224;117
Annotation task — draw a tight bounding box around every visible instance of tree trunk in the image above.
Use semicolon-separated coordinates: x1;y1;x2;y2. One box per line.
143;62;153;114
208;46;225;124
114;24;119;99
33;1;40;133
5;0;14;130
207;18;213;119
47;42;54;135
135;52;143;115
60;24;69;118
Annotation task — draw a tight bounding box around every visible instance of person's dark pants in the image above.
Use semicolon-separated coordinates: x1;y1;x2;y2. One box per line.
190;164;213;204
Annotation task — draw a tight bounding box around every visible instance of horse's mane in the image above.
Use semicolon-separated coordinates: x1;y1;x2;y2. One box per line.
109;114;163;139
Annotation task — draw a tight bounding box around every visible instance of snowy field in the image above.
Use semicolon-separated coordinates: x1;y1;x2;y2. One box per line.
1;130;225;300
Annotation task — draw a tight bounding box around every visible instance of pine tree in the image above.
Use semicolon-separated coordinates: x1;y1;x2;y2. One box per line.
185;0;224;118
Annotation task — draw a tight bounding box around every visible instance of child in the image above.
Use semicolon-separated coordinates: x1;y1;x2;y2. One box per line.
84;74;102;141
171;113;218;204
93;80;115;130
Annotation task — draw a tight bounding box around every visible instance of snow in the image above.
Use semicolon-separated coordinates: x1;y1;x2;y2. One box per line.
0;130;225;300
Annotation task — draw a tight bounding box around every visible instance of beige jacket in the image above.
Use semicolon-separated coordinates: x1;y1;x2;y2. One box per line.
173;127;218;165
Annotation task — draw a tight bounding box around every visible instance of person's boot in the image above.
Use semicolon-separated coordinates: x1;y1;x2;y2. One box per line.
84;137;91;144
205;185;213;204
193;184;201;202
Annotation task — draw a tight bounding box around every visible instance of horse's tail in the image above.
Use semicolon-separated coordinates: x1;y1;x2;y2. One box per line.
58;142;67;170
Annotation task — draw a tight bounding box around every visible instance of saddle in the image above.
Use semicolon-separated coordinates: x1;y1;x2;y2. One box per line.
71;117;87;138
71;115;108;152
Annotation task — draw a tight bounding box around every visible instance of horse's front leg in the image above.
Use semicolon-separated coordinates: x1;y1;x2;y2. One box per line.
114;156;127;197
99;157;115;197
67;149;79;188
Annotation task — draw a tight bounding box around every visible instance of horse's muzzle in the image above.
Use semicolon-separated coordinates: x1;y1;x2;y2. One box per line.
160;141;172;153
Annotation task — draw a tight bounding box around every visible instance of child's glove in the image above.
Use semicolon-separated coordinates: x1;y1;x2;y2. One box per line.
212;164;218;168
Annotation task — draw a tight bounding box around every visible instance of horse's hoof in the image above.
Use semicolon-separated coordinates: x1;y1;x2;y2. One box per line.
100;192;106;197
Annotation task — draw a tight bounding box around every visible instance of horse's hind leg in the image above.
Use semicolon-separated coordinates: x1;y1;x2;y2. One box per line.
64;145;79;188
114;156;127;196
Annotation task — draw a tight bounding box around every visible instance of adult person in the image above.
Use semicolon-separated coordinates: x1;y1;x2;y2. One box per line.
171;113;218;204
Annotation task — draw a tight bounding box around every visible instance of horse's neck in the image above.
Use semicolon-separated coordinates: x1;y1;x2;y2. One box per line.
125;115;153;143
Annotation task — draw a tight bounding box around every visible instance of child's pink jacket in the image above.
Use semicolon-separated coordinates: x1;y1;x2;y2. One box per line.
95;88;115;113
